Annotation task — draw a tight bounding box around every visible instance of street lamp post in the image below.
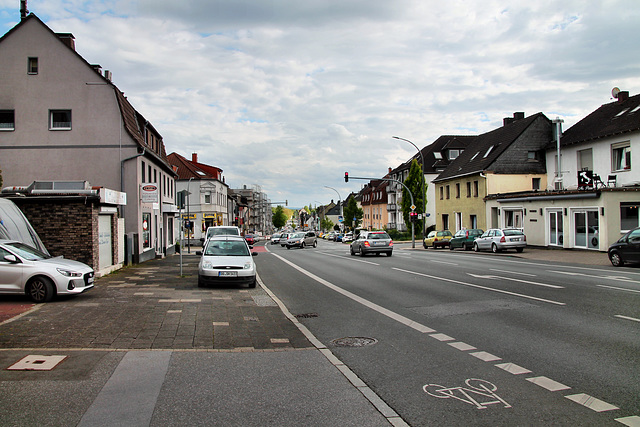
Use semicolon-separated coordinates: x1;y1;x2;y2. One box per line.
393;136;426;238
324;186;342;232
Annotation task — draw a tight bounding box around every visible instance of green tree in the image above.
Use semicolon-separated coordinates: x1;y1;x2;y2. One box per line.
321;216;334;232
342;197;363;231
272;205;287;229
401;159;426;237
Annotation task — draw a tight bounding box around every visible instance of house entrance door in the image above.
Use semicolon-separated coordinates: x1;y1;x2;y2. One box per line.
573;210;599;249
548;210;563;246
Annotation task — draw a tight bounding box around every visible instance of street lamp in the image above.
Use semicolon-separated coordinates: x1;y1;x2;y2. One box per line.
324;186;342;232
393;136;426;238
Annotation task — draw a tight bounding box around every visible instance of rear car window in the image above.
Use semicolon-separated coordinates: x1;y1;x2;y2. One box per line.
369;233;390;240
504;229;524;236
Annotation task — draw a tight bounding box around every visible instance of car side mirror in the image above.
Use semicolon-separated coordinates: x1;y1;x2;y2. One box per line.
196;251;203;256
252;252;258;257
249;245;254;249
3;254;19;263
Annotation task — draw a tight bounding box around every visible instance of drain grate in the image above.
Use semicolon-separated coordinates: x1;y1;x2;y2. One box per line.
294;313;319;319
331;337;378;347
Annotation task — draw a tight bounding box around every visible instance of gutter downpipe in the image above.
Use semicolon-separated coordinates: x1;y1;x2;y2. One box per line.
553;118;564;188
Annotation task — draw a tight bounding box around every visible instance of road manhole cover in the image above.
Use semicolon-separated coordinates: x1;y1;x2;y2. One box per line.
331;337;378;347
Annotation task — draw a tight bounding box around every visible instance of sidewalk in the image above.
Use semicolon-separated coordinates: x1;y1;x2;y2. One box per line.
0;253;399;426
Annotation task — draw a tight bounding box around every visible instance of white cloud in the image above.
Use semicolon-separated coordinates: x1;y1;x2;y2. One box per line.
1;0;639;208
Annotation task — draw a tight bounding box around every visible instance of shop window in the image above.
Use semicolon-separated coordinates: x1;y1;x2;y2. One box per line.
620;203;640;231
142;212;151;249
49;110;71;130
0;110;15;130
612;143;631;171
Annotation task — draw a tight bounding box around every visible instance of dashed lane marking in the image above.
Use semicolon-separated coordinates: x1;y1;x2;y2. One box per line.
526;376;571;392
565;393;619;412
495;363;532;375
614;314;640;323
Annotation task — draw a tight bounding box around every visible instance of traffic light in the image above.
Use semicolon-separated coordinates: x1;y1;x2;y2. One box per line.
344;172;349;182
409;211;417;222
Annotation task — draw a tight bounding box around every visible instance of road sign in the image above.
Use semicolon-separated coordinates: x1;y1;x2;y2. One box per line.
410;204;416;211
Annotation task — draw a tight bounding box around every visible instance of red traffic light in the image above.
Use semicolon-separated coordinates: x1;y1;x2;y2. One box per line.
344;172;349;182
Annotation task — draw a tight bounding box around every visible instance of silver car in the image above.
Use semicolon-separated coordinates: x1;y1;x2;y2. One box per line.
350;231;393;257
197;236;257;288
474;228;526;253
0;239;95;303
286;231;317;249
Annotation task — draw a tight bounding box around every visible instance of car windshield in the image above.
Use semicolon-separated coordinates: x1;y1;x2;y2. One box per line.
5;242;50;261
291;233;305;238
504;229;524;236
369;233;390;240
207;228;240;238
204;240;250;256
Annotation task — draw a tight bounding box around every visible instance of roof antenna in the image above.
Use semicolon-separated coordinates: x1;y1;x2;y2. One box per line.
20;0;29;20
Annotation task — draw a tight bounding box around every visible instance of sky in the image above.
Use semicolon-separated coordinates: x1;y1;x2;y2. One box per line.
1;0;640;209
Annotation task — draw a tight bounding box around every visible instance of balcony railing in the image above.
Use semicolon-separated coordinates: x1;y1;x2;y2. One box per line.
386;203;397;211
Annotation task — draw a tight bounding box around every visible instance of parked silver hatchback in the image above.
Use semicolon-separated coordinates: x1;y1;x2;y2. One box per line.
286;231;318;249
350;231;393;257
474;228;526;253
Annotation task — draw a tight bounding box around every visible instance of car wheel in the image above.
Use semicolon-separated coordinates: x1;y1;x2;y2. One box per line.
350;246;355;256
609;251;624;267
465;244;472;251
286;245;291;249
386;251;392;257
301;242;305;249
474;243;480;252
516;248;524;253
27;276;54;303
449;244;454;251
423;242;427;249
491;243;499;253
360;247;366;257
248;277;257;288
313;240;317;248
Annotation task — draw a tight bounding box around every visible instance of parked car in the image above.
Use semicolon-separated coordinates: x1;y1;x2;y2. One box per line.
244;234;256;246
608;227;640;267
423;230;453;249
474;228;526;253
270;233;282;245
196;236;257;288
449;229;484;251
286;231;317;249
0;239;95;303
342;232;354;243
350;231;393;257
280;233;291;246
335;233;344;242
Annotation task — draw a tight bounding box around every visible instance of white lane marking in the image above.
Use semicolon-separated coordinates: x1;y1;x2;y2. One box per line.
490;268;536;277
271;253;435;333
598;285;640;294
615;415;640;426
614;314;640;323
317;251;380;265
430;260;458;266
565;393;619;412
495;363;532;375
448;342;476;351
467;273;563;289
430;333;454;342
552;271;640;284
394;268;566;306
470;351;501;362
526;376;571;391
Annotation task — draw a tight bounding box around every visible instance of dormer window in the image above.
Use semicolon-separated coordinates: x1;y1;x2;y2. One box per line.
433;152;443;160
483;146;494;158
449;149;460;160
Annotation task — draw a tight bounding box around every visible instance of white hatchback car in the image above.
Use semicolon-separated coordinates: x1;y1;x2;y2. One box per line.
197;236;257;288
0;239;95;303
474;228;526;253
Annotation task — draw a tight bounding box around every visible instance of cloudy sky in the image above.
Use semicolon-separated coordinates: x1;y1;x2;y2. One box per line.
1;1;639;208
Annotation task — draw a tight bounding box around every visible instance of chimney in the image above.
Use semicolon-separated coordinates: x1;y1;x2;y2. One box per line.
20;0;28;20
192;153;198;163
388;167;392;174
503;112;525;126
618;91;629;103
56;33;76;51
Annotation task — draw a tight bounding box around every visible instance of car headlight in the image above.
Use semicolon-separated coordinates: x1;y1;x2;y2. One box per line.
57;268;82;277
244;262;252;270
202;261;213;269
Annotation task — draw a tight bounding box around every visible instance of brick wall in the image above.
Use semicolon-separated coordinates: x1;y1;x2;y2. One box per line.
11;196;101;269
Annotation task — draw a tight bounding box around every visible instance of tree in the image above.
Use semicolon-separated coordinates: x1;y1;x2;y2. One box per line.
272;206;287;229
321;216;334;232
401;159;426;237
343;197;363;231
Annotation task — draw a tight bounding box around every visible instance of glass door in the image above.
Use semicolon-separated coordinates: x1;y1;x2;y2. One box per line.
573;210;599;249
548;210;563;246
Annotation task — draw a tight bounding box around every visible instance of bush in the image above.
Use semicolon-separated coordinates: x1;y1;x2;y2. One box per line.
386;229;413;241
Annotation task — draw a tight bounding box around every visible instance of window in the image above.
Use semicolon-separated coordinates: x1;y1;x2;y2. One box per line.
466;182;471;197
442;214;449;230
439;186;444;200
204;193;211;204
28;57;38;74
455;183;460;198
578;149;593;171
449;149;460;160
483;145;494;158
445;185;450;199
49;110;71;130
470;214;477;229
142;212;151;249
532;178;541;190
473;181;479;197
0;110;15;131
612;142;631;171
527;151;540;161
141;161;146;182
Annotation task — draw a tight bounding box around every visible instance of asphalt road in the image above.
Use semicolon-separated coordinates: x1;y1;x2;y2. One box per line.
258;239;640;426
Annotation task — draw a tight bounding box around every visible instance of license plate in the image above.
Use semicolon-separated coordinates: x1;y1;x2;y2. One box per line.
373;241;386;246
219;271;238;277
511;238;520;242
87;277;94;284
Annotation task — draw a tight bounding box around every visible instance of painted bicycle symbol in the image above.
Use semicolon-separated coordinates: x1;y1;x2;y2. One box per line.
423;378;511;409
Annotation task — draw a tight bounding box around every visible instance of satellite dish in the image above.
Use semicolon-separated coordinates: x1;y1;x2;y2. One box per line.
612;87;621;99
